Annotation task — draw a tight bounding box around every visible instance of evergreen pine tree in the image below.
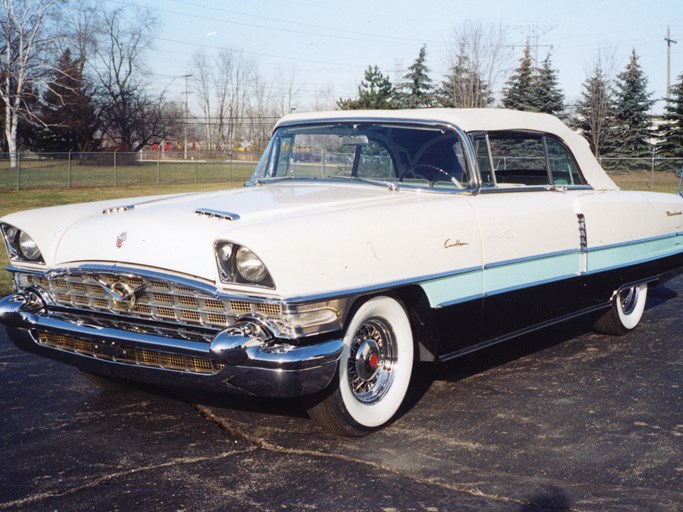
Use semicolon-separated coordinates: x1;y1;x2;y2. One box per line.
573;65;614;158
530;54;565;116
612;50;654;158
438;53;492;108
337;65;396;110
656;71;683;160
35;49;98;152
502;45;535;111
397;45;434;108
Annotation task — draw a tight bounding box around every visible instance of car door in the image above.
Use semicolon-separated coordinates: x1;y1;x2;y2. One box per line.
467;132;586;343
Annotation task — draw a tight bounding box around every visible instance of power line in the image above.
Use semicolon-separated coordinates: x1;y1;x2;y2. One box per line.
103;0;443;46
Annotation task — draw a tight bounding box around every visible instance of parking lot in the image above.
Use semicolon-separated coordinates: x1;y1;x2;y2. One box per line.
1;275;681;511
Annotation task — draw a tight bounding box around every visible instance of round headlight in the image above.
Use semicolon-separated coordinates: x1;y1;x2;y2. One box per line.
216;242;233;271
18;231;41;260
5;225;18;240
235;246;267;283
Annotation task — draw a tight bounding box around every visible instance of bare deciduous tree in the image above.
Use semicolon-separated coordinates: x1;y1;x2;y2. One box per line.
0;0;61;167
90;6;180;153
192;50;213;150
276;67;302;116
441;21;512;108
191;47;256;152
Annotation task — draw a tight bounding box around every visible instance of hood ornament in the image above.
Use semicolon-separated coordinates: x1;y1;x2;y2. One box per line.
93;276;146;310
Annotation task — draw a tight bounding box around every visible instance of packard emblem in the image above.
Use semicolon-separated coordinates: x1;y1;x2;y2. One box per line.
94;277;145;310
116;232;128;248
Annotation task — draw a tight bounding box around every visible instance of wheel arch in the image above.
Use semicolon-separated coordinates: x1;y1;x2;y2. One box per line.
338;285;441;363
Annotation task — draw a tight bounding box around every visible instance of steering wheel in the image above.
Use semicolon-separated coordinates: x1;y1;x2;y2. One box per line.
398;164;461;188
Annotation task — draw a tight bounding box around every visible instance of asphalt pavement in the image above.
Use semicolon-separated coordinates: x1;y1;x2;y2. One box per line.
1;276;681;511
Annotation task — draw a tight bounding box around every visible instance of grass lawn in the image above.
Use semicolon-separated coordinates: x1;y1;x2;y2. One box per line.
0;171;681;296
0;159;256;189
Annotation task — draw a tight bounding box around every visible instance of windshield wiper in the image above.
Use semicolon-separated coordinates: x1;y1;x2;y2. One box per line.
330;176;398;191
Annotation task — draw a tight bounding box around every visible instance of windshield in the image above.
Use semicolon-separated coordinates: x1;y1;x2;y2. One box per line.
249;123;470;190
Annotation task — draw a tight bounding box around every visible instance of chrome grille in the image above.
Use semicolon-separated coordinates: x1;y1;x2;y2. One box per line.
37;332;223;375
16;270;282;331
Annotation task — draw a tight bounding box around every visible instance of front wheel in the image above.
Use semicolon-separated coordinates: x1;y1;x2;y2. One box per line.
307;296;414;436
594;283;648;335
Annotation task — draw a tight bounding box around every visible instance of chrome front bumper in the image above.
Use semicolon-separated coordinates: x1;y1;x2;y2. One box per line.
0;292;343;397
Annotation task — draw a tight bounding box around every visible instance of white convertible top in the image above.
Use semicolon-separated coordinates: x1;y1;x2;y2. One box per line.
277;108;618;191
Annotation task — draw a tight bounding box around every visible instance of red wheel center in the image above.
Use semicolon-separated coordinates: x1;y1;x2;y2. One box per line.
368;353;380;369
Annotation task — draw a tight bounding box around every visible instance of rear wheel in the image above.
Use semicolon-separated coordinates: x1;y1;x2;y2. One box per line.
594;283;648;335
307;296;414;436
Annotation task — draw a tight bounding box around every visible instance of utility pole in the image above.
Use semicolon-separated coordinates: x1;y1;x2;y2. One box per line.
512;25;557;66
181;74;192;160
665;27;677;107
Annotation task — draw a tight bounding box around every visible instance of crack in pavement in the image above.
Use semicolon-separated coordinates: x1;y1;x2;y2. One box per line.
0;447;257;510
193;404;588;512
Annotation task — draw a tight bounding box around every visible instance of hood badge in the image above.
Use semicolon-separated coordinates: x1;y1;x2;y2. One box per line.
116;232;128;249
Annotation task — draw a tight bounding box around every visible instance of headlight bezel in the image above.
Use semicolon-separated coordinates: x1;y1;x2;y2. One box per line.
215;241;275;289
0;223;45;264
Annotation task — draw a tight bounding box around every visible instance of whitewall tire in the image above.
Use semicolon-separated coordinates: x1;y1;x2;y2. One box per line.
307;296;414;436
594;283;648;335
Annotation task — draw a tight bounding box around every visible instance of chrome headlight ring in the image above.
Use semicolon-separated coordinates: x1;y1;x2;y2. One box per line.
0;223;45;264
215;241;275;289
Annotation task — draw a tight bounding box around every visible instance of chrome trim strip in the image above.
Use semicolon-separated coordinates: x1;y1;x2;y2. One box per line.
283;265;483;304
483;248;579;270
478;185;593;194
585;232;682;253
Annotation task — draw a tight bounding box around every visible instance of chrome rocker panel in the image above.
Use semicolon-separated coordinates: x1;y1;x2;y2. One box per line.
0;292;343;398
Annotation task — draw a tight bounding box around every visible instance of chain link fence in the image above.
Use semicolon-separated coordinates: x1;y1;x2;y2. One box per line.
597;157;683;193
1;151;682;192
0;150;260;190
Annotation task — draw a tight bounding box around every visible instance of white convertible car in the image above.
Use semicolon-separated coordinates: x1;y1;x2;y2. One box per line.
1;109;682;435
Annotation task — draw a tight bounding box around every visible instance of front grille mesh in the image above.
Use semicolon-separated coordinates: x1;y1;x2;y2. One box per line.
38;332;224;375
16;271;282;331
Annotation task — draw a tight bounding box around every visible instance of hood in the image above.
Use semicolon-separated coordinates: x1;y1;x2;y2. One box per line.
4;183;467;295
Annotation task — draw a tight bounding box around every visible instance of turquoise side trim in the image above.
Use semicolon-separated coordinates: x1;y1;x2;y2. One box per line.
484;252;580;296
418;234;683;309
421;269;483;308
587;234;683;273
420;251;581;308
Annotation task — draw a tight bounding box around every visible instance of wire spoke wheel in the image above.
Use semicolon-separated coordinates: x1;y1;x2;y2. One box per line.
306;296;414;436
347;318;396;404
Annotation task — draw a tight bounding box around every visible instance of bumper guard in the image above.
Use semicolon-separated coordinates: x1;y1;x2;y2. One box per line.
0;291;343;397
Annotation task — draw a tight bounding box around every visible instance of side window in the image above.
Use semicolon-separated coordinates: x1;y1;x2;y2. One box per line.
470;134;494;185
546;138;585;185
274;135;293;176
488;133;549;186
357;141;395;179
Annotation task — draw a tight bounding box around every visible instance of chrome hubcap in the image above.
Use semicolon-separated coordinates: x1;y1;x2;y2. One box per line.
347;317;396;404
619;286;639;315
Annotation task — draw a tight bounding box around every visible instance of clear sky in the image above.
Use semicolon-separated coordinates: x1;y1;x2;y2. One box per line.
102;0;683;115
